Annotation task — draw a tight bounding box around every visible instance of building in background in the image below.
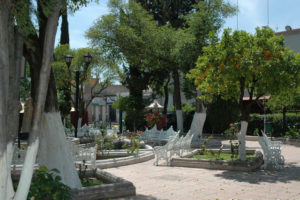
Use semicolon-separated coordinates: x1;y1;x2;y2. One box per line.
275;26;300;53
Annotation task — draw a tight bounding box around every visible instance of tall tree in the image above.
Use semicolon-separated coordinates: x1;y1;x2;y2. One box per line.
179;0;236;143
137;0;236;134
188;28;300;160
87;0;171;130
60;4;70;44
136;0;202;132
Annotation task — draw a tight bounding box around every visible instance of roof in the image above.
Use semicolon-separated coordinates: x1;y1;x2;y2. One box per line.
275;28;300;36
99;85;129;96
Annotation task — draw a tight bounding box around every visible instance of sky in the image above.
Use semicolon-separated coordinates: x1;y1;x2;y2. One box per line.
55;0;300;49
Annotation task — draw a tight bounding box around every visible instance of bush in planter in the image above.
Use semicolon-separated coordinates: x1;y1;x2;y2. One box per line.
28;166;71;200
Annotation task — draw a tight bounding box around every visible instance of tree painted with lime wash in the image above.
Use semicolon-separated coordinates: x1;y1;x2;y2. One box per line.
188;28;300;160
0;1;98;199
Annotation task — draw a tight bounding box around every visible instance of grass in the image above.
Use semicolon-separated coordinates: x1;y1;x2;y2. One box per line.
96;154;133;160
81;177;105;187
192;152;256;161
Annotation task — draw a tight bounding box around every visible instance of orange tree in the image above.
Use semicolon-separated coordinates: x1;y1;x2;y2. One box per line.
188;27;300;160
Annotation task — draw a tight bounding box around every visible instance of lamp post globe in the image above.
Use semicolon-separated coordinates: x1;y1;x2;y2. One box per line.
83;52;92;71
65;54;73;68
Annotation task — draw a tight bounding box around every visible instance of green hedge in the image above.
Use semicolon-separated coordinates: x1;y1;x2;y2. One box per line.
248;113;300;137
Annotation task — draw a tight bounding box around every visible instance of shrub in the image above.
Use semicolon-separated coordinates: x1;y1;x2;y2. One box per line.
122;131;142;155
248;113;300;137
182;103;195;133
28;166;71;200
206;97;240;134
285;126;300;139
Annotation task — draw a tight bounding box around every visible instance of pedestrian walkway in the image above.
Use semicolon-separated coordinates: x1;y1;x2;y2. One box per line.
105;141;300;200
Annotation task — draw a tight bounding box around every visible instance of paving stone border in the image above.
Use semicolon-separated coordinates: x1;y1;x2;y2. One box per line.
170;149;263;171
71;168;136;200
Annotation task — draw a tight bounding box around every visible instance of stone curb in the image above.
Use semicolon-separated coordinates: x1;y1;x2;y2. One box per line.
94;149;154;169
71;169;136;200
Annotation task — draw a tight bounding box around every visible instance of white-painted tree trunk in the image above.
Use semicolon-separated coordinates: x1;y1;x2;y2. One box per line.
190;112;207;148
14;138;39;200
176;110;183;133
6;142;15;200
238;121;248;161
77;117;83;137
38;112;82;188
0;149;9;200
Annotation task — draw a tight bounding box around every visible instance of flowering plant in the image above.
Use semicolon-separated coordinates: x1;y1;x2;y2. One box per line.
145;112;166;130
123;131;142;155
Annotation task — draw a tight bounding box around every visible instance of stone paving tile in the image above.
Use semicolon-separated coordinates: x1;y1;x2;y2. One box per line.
107;141;300;200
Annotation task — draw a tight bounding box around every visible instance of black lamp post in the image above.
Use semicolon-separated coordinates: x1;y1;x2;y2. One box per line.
65;53;92;138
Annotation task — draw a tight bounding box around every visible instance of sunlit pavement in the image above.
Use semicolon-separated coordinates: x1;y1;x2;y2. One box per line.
106;140;300;200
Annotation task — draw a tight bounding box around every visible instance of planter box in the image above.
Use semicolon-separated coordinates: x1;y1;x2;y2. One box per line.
71;169;136;200
170;150;263;172
11;168;136;200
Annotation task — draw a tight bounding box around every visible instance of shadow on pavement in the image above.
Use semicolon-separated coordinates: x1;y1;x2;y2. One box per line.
215;162;300;184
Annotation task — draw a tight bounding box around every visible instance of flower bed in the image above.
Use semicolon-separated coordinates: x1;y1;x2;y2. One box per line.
170;149;263;171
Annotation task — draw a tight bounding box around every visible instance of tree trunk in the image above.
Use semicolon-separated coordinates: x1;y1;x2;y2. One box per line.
283;106;287;135
163;77;170;115
238;102;251;161
38;70;82;188
38;112;82;188
172;70;183;132
190;90;206;148
238;121;248;161
6;30;24;199
14;1;62;199
0;2;14;198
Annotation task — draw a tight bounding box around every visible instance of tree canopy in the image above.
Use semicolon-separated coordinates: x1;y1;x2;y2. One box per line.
188;28;300;120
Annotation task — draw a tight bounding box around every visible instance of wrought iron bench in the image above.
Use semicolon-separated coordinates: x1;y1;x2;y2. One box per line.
258;131;284;169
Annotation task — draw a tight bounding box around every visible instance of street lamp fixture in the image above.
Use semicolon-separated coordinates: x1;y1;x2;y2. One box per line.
65;54;73;69
65;53;92;138
83;52;92;71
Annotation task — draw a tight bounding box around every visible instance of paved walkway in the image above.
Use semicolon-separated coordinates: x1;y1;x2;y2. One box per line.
105;141;300;200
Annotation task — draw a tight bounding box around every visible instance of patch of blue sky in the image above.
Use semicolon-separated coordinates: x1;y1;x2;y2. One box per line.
56;0;300;49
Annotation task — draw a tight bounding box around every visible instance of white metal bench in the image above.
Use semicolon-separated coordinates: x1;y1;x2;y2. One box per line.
153;133;179;166
68;141;98;168
154;130;195;166
142;125;177;145
258;131;284;169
